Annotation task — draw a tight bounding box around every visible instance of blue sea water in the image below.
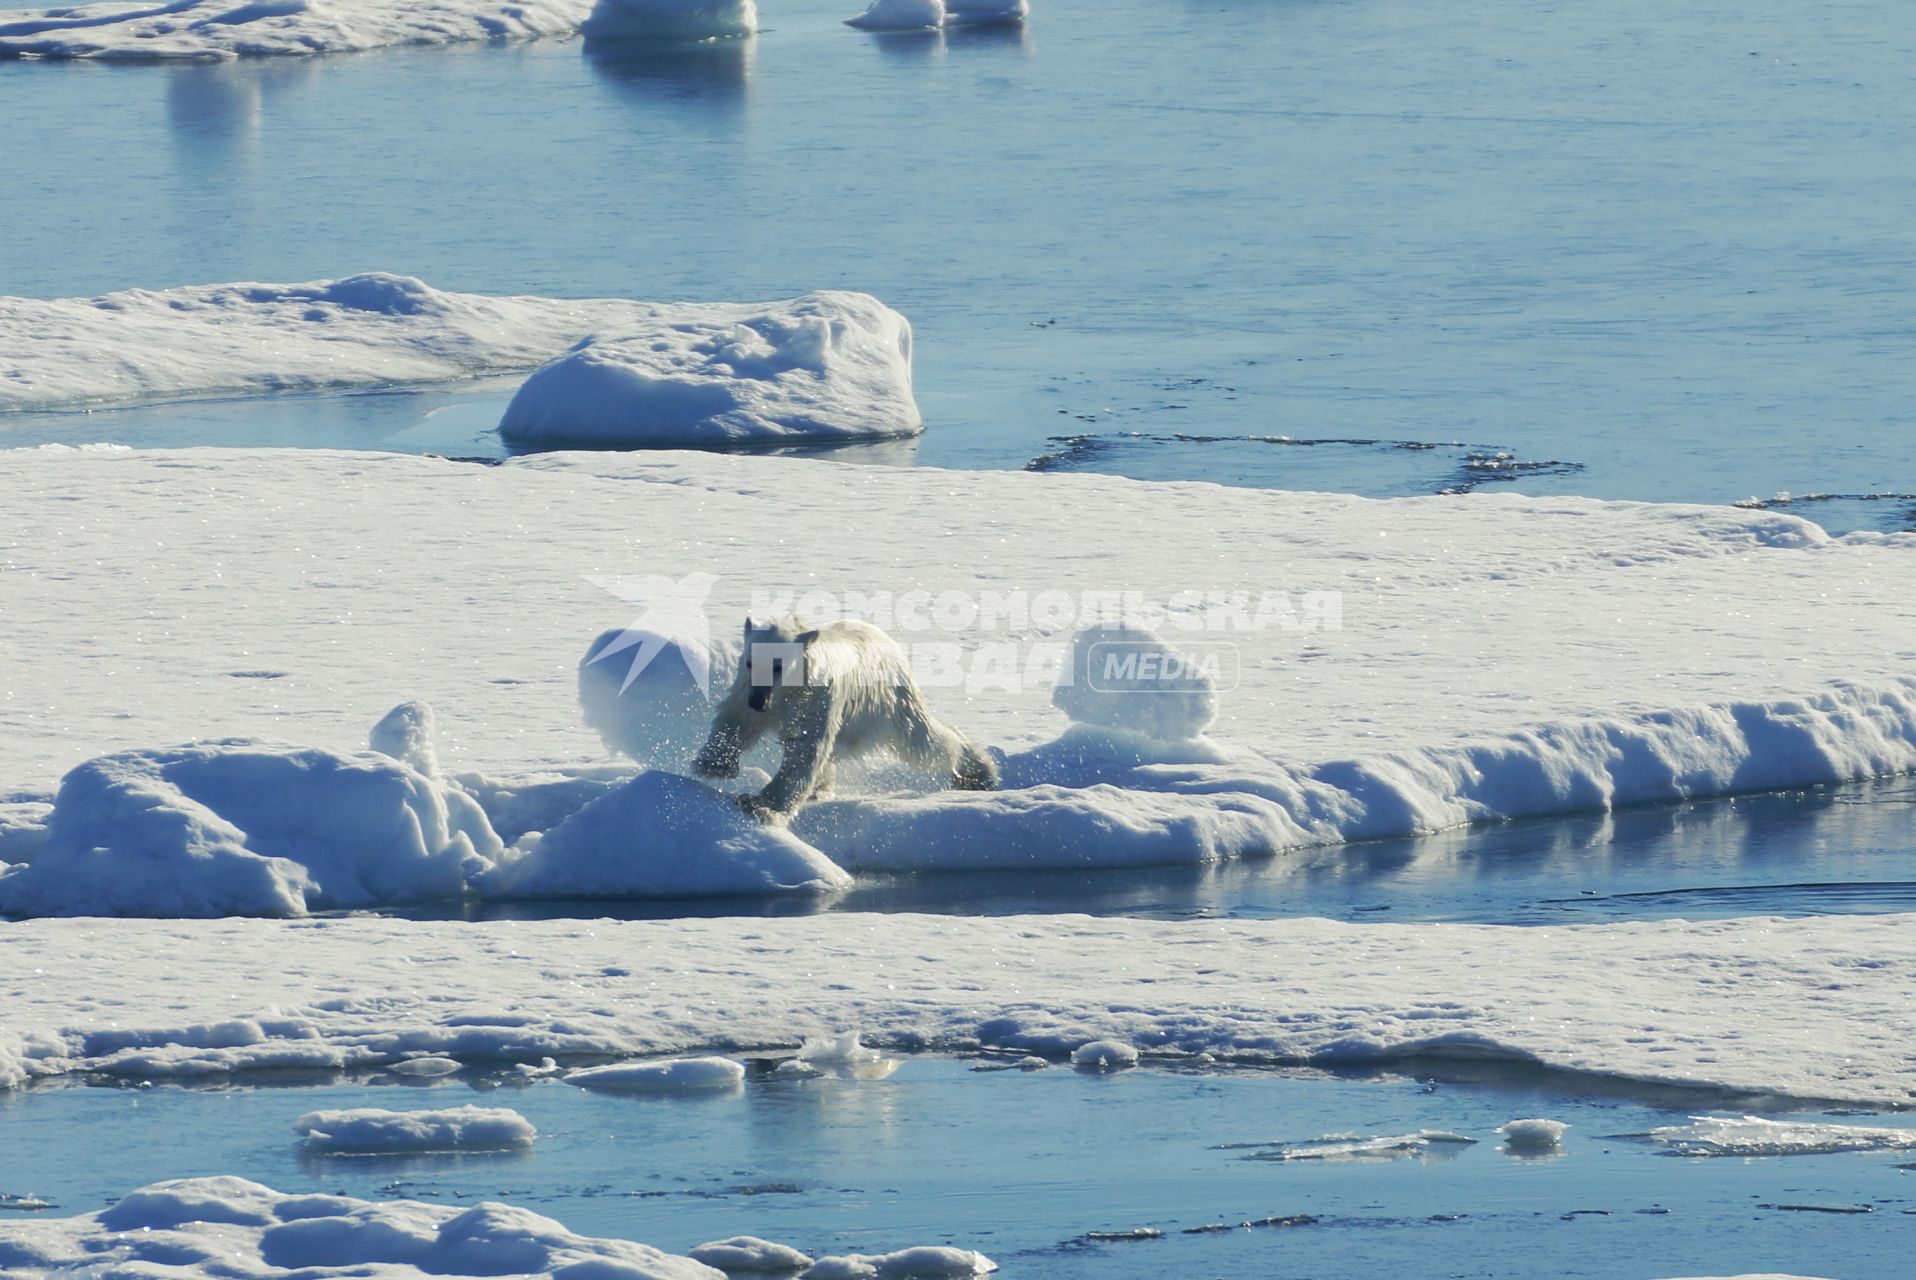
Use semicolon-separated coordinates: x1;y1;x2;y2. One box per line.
4;1059;1914;1279
2;0;1914;524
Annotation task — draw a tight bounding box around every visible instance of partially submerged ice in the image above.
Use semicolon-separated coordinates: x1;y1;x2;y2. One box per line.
581;0;756;41
844;0;1026;30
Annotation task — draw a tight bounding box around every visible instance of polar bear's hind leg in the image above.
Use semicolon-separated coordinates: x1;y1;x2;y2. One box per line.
893;686;999;792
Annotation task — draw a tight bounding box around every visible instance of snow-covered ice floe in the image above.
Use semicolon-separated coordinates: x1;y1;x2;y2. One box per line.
0;1177;727;1278
4;448;1916;914
0;278;916;445
294;1104;537;1153
0;1174;997;1278
3;911;1916;1103
844;0;1026;31
0;743;498;919
0;0;591;60
1647;1114;1916;1157
496;291;921;448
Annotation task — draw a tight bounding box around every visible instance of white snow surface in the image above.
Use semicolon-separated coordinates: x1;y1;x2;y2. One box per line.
0;0;590;59
0;1177;722;1278
294;1104;537;1153
1647;1114;1916;1157
567;1056;747;1093
2;911;1915;1103
496;292;921;447
580;0;754;40
0;278;906;425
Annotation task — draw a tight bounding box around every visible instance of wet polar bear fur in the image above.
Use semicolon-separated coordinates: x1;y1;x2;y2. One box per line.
695;617;998;821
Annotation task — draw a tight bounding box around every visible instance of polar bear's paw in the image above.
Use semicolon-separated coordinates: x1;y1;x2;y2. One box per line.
737;793;791;826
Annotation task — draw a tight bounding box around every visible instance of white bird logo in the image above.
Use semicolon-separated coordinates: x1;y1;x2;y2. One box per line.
582;572;722;694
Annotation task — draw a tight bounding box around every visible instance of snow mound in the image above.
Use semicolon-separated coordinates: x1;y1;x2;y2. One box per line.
1497;1118;1569;1152
802;1247;996;1278
581;0;756;41
798;1032;884;1066
369;701;440;775
0;278;909;417
579;625;729;772
386;1055;464;1076
473;770;851;899
0;1177;721;1278
844;0;1024;29
693;1236;815;1271
1051;622;1219;742
0;743;500;919
1648;1114;1916;1157
567;1056;746;1094
294;1105;536;1153
497;292;921;447
0;0;590;59
1071;1039;1138;1070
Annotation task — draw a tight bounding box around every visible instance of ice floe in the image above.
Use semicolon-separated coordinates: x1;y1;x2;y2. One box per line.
0;278;913;435
496;292;921;447
692;1235;815;1271
1647;1114;1916;1157
293;1104;537;1153
0;1177;723;1278
566;1055;746;1093
1238;1130;1476;1163
802;1247;996;1278
0;0;591;59
4;911;1915;1102
844;0;1025;30
1498;1117;1570;1153
6;448;1916;916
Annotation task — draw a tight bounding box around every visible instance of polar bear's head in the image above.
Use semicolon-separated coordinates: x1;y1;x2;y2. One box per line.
739;616;808;712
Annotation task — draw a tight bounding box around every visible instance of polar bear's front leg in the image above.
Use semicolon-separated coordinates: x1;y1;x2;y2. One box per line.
749;697;839;820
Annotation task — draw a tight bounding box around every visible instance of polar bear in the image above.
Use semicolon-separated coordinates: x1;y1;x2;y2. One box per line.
694;617;997;821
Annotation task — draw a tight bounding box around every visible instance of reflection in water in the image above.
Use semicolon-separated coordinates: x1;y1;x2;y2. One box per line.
584;35;755;113
865;28;945;62
163;59;314;163
945;20;1032;55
